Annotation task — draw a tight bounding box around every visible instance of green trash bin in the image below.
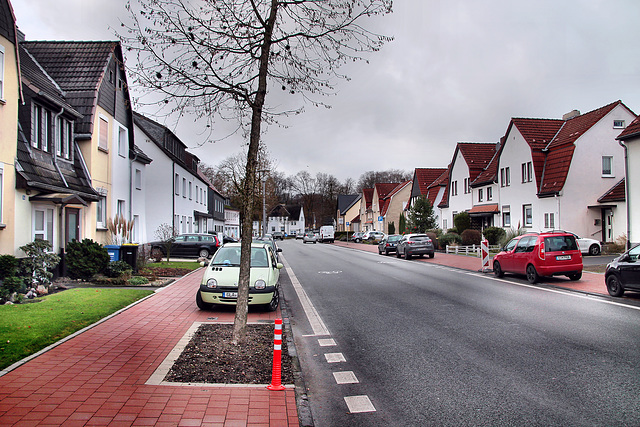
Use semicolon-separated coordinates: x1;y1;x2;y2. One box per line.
120;244;139;273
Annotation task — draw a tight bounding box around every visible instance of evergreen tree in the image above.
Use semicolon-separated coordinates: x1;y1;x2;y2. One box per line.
407;196;437;233
399;213;406;234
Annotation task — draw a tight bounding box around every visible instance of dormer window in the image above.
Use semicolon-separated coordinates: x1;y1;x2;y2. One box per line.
613;120;625;129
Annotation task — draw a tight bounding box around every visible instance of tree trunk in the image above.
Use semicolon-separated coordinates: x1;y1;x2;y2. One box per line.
232;0;279;345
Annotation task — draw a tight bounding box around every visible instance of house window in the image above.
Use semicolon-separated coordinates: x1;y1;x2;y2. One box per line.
501;166;511;187
195;185;199;203
99;117;109;151
523;204;532;227
33;206;54;244
521;162;532;183
0;45;4;100
613;120;625;128
502;205;511;227
189;181;192;200
602;156;613;177
451;180;458;196
478;188;483;202
43;110;51;152
544;213;555;229
174;214;180;230
32;104;42;149
96;196;106;229
135;169;142;190
487;187;493;201
117;200;125;218
182;178;187;198
464;178;470;194
118;126;127;157
175;174;180;195
182;215;187;233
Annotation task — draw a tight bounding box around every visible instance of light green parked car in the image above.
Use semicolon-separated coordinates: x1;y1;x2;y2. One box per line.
196;243;283;311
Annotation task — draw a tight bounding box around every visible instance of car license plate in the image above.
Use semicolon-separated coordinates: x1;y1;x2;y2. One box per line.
222;292;238;298
556;255;571;261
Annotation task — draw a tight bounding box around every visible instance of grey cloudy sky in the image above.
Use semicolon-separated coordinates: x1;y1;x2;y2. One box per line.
12;0;640;182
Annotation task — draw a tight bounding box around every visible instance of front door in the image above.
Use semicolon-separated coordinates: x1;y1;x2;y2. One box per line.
603;209;614;243
65;208;80;245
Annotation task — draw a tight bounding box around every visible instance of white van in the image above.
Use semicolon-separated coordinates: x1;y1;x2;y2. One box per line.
319;225;335;243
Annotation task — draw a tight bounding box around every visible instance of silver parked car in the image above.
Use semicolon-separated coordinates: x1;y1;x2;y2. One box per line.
303;232;317;244
396;234;435;259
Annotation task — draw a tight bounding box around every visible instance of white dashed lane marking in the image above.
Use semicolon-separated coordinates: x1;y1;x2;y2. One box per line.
318;338;336;347
325;353;346;363
333;371;359;384
344;395;376;413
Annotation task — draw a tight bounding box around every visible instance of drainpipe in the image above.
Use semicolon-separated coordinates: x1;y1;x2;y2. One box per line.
619;139;631;249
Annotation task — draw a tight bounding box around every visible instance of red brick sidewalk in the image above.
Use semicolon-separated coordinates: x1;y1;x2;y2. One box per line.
0;269;298;426
334;240;609;296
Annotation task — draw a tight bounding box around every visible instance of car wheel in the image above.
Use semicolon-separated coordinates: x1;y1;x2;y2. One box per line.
606;275;625;297
526;264;539;284
378;248;383;255
568;272;582;281
428;252;435;259
265;287;280;312
196;291;212;310
589;244;601;256
396;249;402;258
405;251;412;260
493;261;504;278
199;248;210;258
385;249;390;256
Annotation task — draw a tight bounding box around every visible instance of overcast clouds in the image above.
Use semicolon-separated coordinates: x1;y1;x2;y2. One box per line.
11;0;640;182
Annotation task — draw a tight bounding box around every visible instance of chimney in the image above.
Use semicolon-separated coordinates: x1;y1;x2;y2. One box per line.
562;110;580;120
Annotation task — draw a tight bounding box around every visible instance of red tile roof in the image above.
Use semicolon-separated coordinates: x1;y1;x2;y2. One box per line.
437;164;452;208
457;143;497;181
413;168;447;195
617;115;640;141
363;188;374;210
597;178;625;203
469;204;499;214
380;181;410;216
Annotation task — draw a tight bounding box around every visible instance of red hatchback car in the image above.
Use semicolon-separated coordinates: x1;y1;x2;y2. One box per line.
492;231;583;284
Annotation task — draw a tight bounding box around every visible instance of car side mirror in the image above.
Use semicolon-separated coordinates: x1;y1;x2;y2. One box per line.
199;260;209;267
621;254;632;262
276;263;284;270
277;248;282;252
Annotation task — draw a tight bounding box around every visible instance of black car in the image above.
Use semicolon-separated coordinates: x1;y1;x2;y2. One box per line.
378;234;402;255
605;244;640;297
150;233;220;259
396;234;435;260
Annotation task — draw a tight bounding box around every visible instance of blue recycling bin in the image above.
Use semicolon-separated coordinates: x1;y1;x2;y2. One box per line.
105;245;121;262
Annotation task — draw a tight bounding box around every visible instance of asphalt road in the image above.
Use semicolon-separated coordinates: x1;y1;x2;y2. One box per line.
279;239;640;426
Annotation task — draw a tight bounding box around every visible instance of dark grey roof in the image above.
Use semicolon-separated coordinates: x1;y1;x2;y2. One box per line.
21;41;120;135
15;123;99;201
132;144;152;164
337;194;360;215
269;204;303;221
0;0;17;44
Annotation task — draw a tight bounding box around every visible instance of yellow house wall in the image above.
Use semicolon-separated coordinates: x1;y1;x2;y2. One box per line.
343;202;361;232
383;184;411;234
0;36;19;255
77;106;113;244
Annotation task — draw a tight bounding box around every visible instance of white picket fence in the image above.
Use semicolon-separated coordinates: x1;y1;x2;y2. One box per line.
445;244;501;256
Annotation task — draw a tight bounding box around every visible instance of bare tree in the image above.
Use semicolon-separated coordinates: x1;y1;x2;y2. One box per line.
357;169;411;191
122;0;392;343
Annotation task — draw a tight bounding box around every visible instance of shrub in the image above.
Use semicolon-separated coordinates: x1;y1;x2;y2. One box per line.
426;232;438;249
483;226;506;246
20;239;60;289
500;227;526;247
461;229;482;245
66;239;110;280
454;212;471;234
0;255;19;280
1;276;25;294
105;261;133;278
128;276;150;286
439;232;462;247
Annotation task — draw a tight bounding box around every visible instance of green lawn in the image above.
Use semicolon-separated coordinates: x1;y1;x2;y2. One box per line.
0;288;153;371
146;260;201;270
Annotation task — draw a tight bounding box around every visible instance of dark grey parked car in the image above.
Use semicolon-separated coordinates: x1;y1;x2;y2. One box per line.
149;233;220;259
378;234;402;255
396;234;435;260
605;244;640;297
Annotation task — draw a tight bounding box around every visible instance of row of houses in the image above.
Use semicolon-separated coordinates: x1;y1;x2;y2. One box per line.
338;100;640;248
0;0;240;266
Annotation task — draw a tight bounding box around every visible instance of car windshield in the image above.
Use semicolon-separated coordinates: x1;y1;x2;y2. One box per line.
544;235;578;252
410;235;430;241
211;247;270;267
388;235;402;242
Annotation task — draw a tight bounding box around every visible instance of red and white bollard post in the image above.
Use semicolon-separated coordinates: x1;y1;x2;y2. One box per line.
267;318;286;391
480;237;490;273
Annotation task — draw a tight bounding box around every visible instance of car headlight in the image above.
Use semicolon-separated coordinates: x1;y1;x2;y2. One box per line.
254;279;266;290
206;278;218;288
